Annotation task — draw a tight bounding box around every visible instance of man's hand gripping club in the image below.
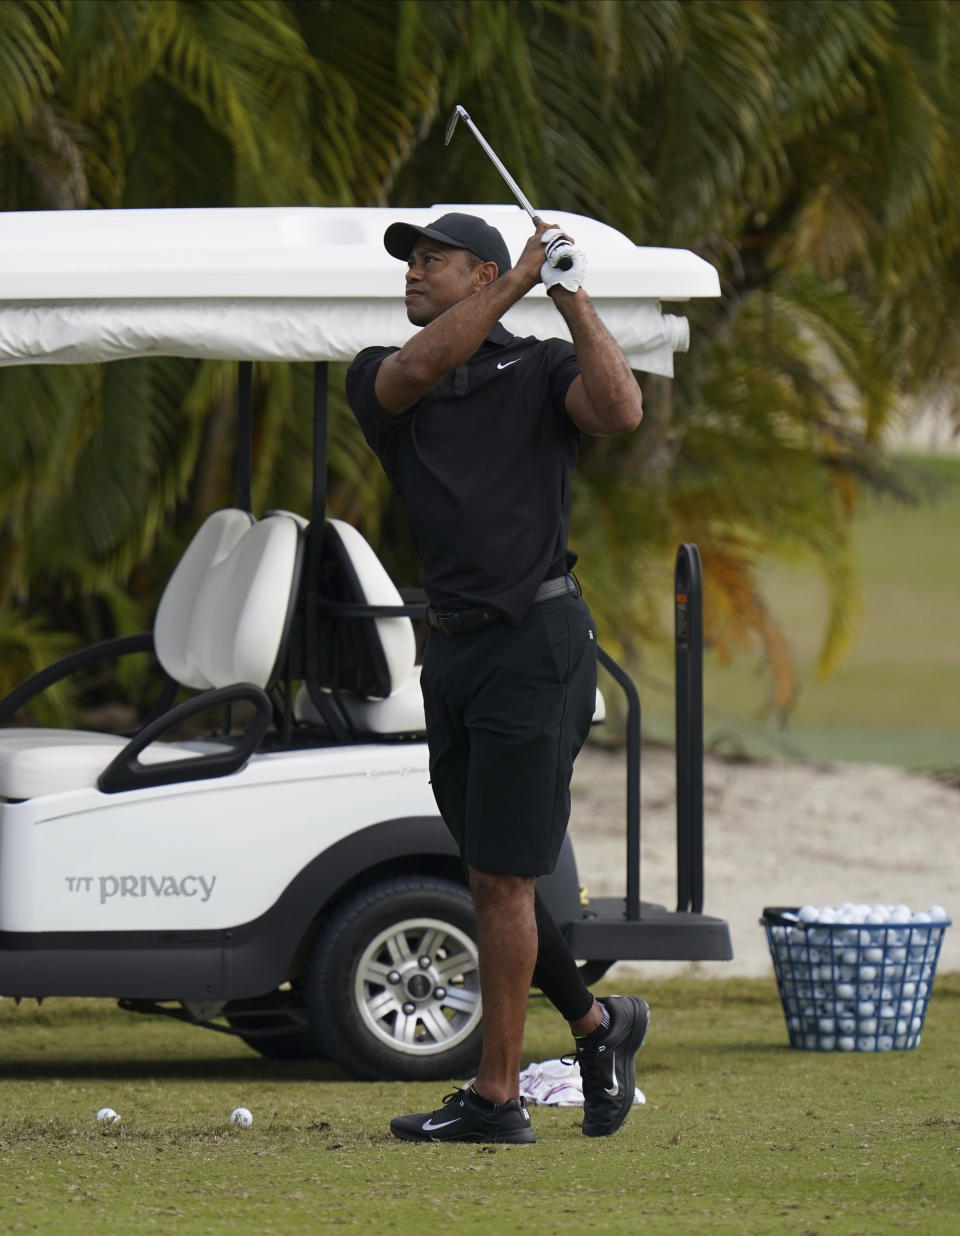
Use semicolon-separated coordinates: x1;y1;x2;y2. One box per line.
539;227;586;294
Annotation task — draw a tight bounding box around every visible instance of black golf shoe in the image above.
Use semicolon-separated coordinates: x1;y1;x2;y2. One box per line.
575;995;650;1137
390;1088;536;1144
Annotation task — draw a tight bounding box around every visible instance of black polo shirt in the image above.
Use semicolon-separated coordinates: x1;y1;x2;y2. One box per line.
346;323;581;623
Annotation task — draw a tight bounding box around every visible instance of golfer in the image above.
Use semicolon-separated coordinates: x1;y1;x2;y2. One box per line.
346;212;648;1143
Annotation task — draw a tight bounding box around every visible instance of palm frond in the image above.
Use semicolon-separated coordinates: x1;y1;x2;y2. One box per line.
0;611;76;721
0;0;65;134
699;540;799;718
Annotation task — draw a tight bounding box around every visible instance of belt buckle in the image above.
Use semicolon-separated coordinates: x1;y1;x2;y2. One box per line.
426;607;449;633
426;607;463;635
426;606;498;635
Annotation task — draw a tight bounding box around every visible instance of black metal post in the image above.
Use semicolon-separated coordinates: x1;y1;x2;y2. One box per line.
303;362;331;718
311;361;328;530
236;361;253;514
675;544;704;913
305;363;329;658
597;646;642;921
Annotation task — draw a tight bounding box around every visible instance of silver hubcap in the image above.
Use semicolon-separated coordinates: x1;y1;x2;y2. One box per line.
354;916;481;1056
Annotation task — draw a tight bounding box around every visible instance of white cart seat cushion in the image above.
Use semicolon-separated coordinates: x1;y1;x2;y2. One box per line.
0;728;226;799
155;509;302;690
592;686;606;724
322;518;416;699
295;666;426;735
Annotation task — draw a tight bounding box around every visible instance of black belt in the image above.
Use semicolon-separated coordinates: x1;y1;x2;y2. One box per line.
426;574;580;636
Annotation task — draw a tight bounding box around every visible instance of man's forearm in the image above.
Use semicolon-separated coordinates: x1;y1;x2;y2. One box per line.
551;288;643;436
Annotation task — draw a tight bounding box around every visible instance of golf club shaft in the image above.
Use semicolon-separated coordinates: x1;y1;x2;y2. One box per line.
452;110;539;221
445;106;573;271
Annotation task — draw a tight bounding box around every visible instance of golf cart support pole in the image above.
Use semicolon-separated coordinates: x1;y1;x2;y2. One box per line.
596;646;642;921
675;543;705;914
302;360;350;736
311;361;329;530
236;361;254;514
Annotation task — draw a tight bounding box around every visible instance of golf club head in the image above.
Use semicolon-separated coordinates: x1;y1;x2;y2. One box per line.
444;105;469;147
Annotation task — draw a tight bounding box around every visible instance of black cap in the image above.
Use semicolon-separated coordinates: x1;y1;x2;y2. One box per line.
383;212;512;274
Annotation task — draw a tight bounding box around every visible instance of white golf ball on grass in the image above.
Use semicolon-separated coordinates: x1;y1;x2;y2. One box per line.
230;1106;253;1128
96;1108;120;1125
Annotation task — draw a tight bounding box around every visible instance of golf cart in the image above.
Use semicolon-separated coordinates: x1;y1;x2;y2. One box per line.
0;205;731;1080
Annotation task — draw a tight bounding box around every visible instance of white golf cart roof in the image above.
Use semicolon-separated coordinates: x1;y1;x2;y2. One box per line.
0;206;720;376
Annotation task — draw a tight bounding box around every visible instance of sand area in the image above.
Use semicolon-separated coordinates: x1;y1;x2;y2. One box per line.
568;743;959;982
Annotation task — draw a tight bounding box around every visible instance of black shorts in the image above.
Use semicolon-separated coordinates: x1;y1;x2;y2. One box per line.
420;593;598;876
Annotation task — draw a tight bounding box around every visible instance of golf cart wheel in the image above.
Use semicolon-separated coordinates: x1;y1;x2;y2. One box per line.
305;876;482;1081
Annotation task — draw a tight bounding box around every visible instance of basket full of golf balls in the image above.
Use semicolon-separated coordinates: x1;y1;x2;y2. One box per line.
762;903;951;1052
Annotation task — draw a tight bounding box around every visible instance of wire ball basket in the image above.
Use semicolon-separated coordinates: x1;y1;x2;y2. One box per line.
762;904;951;1051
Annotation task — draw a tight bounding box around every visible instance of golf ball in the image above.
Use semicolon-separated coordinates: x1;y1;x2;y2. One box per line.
230;1106;253;1128
96;1108;120;1124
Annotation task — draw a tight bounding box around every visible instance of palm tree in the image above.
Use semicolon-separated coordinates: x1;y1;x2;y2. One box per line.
1;0;959;723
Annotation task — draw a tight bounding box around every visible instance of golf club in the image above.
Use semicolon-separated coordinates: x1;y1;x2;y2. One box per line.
444;105;574;271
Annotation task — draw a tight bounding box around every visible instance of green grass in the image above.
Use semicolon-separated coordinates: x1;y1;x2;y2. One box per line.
2;975;959;1233
633;454;960;770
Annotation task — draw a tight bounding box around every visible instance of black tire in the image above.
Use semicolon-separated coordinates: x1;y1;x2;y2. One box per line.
304;876;482;1081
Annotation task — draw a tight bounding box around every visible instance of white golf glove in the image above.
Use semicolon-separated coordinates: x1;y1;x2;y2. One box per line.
539;227;586;293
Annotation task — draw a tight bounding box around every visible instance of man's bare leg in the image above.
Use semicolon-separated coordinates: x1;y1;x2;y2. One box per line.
468;866;538;1104
569;1001;604;1036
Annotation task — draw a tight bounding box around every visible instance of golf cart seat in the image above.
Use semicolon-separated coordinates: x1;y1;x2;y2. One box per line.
295;518;424;736
0;508;303;799
294;518;606;737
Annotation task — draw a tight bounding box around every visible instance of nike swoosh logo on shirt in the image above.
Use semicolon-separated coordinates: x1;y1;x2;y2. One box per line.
422;1117;461;1132
497;359;520;369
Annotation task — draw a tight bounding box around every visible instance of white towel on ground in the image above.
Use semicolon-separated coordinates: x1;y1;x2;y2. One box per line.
517;1057;646;1107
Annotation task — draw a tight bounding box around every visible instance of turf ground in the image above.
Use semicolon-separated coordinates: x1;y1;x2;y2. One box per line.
1;975;958;1234
633;454;960;771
